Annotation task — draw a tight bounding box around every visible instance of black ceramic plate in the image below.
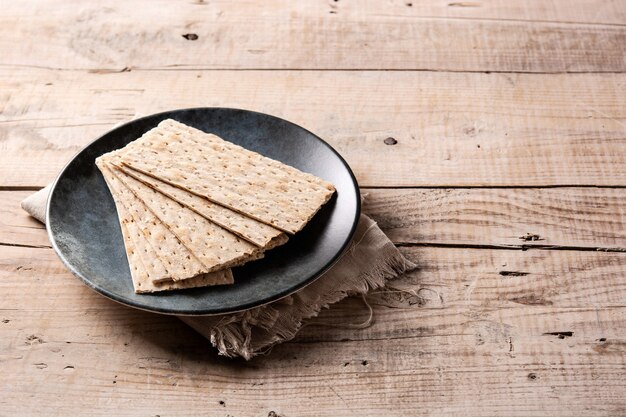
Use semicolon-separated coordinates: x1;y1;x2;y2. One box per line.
47;108;360;315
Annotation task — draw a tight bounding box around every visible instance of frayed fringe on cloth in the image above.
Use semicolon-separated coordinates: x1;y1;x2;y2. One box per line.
181;214;416;360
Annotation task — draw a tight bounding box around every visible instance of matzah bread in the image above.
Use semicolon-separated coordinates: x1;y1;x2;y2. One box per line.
108;164;263;273
115;164;287;248
98;162;207;282
120;216;234;293
98;161;234;292
94;118;337;294
118;119;335;233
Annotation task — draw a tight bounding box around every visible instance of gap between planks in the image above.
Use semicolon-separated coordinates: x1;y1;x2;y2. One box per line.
8;185;626;192
1;64;626;75
4;241;626;252
395;242;626;252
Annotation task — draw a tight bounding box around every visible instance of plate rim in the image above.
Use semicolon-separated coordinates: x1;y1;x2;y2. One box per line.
46;107;361;315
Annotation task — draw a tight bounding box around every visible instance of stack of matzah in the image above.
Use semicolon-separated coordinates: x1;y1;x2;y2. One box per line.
95;119;336;293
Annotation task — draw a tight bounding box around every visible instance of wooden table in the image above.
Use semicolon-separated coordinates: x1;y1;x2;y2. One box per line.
2;1;625;415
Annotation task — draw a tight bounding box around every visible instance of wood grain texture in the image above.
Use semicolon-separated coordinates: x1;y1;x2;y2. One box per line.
2;0;626;415
3;245;626;312
0;191;49;248
2;1;625;72
6;187;626;250
364;187;626;249
374;0;626;25
0;245;624;416
2;69;626;187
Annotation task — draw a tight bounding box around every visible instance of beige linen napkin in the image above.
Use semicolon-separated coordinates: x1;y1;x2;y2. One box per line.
22;187;414;359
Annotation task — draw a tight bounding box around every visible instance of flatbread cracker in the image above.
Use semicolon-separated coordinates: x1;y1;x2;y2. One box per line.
107;163;263;273
115;164;287;248
111;195;169;284
98;161;233;292
120;212;233;293
118;119;335;234
97;161;207;282
104;146;287;248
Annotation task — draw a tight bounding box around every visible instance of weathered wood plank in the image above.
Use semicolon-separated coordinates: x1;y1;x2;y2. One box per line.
368;246;626;311
7;0;626;30
0;191;49;248
0;246;624;416
2;246;625;313
378;0;626;25
1;327;624;416
1;313;624;417
2;1;625;72
2;69;626;187
365;187;626;249
6;187;626;250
